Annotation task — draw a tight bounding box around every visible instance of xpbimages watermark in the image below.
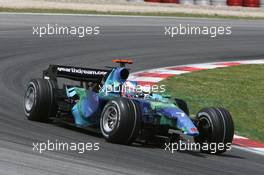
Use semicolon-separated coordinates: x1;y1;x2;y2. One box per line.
32;140;100;154
32;24;100;38
165;24;232;38
100;84;166;94
164;140;232;154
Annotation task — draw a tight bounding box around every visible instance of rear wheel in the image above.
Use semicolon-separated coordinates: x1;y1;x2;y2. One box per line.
24;78;58;122
100;98;141;144
194;107;234;154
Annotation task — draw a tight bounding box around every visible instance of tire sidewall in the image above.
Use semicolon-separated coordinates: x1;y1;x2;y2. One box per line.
24;79;56;122
100;100;122;139
100;98;141;144
24;81;39;118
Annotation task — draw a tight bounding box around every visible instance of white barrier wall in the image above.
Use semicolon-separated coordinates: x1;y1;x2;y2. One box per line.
261;0;264;7
179;0;194;5
194;0;210;5
211;0;227;6
128;0;144;2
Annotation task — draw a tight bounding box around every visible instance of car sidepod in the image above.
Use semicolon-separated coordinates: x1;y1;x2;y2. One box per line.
137;99;199;136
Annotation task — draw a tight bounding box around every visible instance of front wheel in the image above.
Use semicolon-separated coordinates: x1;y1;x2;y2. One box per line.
194;107;234;154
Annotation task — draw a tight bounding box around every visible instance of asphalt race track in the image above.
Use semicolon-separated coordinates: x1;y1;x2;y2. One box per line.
0;13;264;175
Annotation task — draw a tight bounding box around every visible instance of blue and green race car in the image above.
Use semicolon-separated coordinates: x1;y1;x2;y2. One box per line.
24;60;234;154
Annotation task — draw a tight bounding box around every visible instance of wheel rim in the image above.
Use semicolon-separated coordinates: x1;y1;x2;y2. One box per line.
197;116;212;142
103;105;118;132
25;86;35;112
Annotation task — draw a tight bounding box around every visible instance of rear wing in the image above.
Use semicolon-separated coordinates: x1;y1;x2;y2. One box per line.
43;65;110;83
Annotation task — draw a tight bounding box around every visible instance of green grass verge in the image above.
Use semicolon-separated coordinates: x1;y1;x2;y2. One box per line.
0;7;264;20
159;64;264;142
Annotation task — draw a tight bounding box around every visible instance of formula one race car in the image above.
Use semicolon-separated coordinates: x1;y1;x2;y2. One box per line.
24;60;234;154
